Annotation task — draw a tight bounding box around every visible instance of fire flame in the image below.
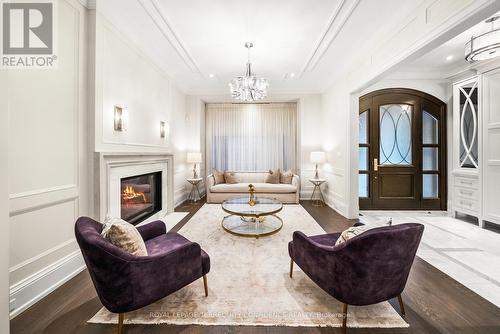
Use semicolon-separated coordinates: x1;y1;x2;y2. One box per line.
122;186;146;203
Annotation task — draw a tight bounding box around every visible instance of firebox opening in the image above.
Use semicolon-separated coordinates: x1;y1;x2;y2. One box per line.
121;172;162;225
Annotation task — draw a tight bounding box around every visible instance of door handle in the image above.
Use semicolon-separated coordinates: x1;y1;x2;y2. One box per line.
374;158;378;171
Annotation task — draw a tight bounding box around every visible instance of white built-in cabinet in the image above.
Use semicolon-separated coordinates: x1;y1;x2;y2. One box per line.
452;76;482;223
452;68;500;228
480;67;500;227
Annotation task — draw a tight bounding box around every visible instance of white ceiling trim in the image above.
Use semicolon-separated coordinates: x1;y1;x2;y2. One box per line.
299;0;345;77
300;0;360;76
77;0;95;9
138;0;202;74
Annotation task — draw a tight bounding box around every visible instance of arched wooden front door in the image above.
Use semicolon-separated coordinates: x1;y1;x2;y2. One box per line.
359;88;447;210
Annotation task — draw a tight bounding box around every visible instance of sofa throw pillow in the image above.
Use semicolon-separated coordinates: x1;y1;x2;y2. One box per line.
265;169;280;184
224;171;239;184
280;169;293;184
101;216;148;256
335;226;369;246
212;169;225;185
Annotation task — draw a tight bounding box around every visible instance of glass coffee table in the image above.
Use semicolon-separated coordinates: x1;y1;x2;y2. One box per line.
221;197;283;238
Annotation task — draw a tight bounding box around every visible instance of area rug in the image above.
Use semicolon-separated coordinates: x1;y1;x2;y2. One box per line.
89;204;408;328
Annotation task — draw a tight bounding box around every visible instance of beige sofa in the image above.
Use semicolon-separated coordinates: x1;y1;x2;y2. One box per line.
206;171;300;204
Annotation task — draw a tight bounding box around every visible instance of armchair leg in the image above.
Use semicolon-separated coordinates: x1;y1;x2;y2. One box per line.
342;303;348;334
203;275;208;297
117;313;124;334
289;258;294;278
397;294;406;317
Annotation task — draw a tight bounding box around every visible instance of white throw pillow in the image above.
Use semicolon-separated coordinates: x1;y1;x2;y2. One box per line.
335;225;370;246
101;215;148;256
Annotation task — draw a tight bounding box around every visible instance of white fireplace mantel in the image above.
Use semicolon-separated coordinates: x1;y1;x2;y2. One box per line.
96;152;174;226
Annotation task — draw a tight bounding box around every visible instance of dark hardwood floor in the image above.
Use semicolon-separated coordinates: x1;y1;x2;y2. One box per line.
11;200;500;334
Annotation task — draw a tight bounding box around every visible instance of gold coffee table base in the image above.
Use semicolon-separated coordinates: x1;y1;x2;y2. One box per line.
222;214;283;238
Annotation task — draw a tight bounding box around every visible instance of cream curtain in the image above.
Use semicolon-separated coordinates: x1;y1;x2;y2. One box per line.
206;103;297;172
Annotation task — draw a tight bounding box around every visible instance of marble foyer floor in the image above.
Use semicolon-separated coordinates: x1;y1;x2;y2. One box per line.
360;211;500;308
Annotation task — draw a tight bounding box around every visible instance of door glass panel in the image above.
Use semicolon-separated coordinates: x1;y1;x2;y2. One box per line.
423;111;438;144
359;147;368;170
423;147;439;171
359;174;368;198
359;111;368;144
459;82;479;168
380;104;412;165
423;174;439;198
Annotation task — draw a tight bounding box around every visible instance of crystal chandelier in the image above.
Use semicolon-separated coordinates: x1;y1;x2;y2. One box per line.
465;16;500;62
229;42;269;101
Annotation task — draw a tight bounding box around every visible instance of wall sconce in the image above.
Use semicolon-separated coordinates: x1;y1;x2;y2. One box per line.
160;121;169;139
114;106;128;131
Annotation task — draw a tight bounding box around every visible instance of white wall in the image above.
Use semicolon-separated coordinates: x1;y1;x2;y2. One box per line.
321;83;350;216
1;38;10;333
320;0;498;218
94;15;197;206
7;0;90;318
184;96;207;195
297;95;324;199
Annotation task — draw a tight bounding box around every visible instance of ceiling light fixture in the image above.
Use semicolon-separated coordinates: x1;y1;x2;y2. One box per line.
289;72;296;78
446;55;454;61
229;42;269;101
209;73;215;78
465;16;500;62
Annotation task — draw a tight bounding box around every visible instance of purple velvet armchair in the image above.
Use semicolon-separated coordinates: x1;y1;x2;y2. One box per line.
75;216;210;334
288;223;423;332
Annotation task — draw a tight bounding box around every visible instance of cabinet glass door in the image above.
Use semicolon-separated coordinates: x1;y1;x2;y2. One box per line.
458;81;479;168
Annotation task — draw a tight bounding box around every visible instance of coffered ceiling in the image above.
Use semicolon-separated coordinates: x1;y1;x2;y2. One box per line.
98;0;420;95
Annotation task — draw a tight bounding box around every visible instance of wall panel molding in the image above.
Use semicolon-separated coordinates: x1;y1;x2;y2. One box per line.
9;251;85;319
9;239;77;274
8;0;89;318
9;185;78;216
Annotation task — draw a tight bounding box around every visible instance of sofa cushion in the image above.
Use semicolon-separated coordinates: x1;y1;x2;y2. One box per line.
212;169;225;185
145;232;210;275
224;171;239;184
210;182;296;194
230;172;269;183
280;169;293;184
265;169;280;184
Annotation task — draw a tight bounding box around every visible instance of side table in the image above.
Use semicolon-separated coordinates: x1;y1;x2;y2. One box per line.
309;178;326;207
187;178;203;203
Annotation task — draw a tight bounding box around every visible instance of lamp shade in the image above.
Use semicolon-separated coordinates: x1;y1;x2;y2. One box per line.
187;152;202;163
310;151;326;164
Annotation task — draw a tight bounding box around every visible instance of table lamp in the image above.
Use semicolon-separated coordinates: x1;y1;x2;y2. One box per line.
187;152;202;178
310;151;326;179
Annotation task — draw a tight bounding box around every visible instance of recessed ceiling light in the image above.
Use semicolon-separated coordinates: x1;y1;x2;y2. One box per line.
446;55;454;61
209;73;215;78
289;72;296;78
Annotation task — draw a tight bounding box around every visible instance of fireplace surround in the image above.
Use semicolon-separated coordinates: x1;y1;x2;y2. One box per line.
96;153;174;226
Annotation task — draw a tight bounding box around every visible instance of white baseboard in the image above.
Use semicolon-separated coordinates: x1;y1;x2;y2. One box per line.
9;250;85;319
325;192;348;218
300;189;349;218
299;190;313;200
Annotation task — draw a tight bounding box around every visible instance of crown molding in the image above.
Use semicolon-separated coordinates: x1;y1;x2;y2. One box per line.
138;0;201;74
300;0;360;76
77;0;95;10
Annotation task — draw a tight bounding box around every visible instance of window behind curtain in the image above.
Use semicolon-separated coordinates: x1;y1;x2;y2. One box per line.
206;103;297;172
